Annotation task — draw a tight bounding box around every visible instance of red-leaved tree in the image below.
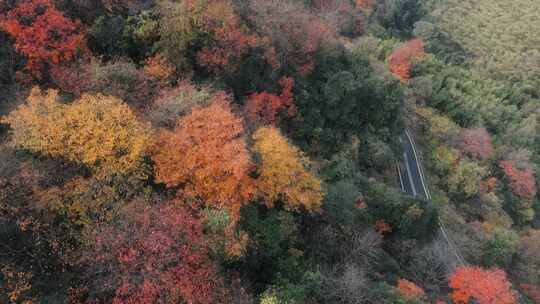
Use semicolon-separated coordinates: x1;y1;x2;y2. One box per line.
249;0;337;75
83;201;230;304
196;0;262;73
448;266;517;304
499;160;537;199
520;284;540;304
0;0;87;80
460;128;494;160
245;76;296;125
51;58;157;108
311;0;365;37
158;0;268;75
388;39;425;82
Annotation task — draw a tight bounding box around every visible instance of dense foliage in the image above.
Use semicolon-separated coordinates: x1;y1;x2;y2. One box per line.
0;0;538;303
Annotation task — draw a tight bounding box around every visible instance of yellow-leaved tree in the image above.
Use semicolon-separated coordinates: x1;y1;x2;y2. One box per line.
2;87;151;177
252;127;323;212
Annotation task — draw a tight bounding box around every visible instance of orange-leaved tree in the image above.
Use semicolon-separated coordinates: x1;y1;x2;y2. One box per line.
0;0;87;80
388;39;425;82
245;76;296;125
1;87;151;176
448;266;517;304
397;279;425;300
143;53;176;85
252;126;323;212
151;92;254;218
356;0;375;10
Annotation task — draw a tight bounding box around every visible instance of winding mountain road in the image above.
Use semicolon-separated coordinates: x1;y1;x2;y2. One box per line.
397;128;466;266
397;129;431;200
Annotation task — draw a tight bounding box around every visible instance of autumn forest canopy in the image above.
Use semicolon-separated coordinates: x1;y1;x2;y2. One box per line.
0;0;539;303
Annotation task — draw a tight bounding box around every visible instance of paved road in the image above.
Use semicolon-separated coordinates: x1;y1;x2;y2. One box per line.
397;129;430;200
397;128;467;266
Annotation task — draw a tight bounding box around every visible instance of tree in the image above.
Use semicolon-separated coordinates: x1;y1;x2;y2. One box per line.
448;266;517;304
50;59;93;98
2;87;151;176
388;39;425;82
356;0;375;10
0;31;19;87
310;0;365;38
86;10;159;61
321;264;368;303
83;201;230;304
396;279;425;300
376;0;426;37
52;58;157;107
195;0;263;73
434;0;540;83
157;0;261;73
498;154;536;223
375;219;392;235
520;284;540;304
238;204;319;302
151;94;254;218
430;145;460;177
416;106;460;147
499;160;537;199
481;227;519;268
446;159;487;199
88;58;157;108
515;230;540;285
143;53;176;85
248;0;337;75
87;15;130;59
0;0;87;80
412;21;467;65
245;76;296;125
460;128;494;161
0;146;81;303
322;178;364;226
101;0;148;13
290;53;403;156
146;81;212;129
363;181;438;239
413;56;520;131
252;127;323;212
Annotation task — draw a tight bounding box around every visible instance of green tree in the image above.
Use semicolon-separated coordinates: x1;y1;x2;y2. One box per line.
291;54;403;156
481;228;519;269
376;0;426;38
446;159;487;199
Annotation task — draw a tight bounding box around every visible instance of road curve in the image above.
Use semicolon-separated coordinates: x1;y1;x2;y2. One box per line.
397;128;466;266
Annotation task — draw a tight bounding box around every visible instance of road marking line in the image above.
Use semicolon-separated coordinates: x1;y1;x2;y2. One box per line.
404;129;431;200
397;163;405;192
403;151;417;196
402;129;466;266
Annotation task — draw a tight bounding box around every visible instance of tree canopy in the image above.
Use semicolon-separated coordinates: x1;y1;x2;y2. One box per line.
2;87;151;176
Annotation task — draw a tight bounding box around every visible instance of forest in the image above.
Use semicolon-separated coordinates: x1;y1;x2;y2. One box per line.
0;0;539;303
